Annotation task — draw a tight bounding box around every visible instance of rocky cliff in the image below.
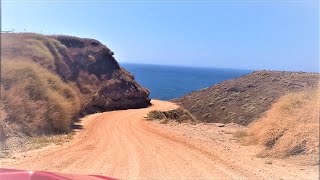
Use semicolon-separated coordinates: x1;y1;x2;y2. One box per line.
173;70;319;125
0;33;150;137
51;35;151;114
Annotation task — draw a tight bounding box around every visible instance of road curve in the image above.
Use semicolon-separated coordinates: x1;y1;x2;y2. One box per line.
1;100;317;179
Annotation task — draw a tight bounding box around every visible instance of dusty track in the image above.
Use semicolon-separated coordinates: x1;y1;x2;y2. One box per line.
1;100;318;179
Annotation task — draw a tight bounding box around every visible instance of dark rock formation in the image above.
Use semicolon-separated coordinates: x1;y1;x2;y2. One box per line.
173;70;319;125
51;35;151;114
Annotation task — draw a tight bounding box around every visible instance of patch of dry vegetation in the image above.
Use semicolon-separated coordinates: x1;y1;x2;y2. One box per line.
146;107;197;123
233;130;248;139
1;61;80;136
244;88;319;161
0;103;7;142
30;132;75;149
1;33;81;141
1;33;66;72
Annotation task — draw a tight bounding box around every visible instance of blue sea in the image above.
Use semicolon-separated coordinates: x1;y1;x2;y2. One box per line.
121;63;252;100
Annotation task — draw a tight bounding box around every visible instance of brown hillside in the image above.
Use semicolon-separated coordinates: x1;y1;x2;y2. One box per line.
0;33;150;139
173;70;319;125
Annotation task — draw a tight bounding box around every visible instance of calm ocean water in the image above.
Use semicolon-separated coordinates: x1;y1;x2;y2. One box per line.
121;63;252;100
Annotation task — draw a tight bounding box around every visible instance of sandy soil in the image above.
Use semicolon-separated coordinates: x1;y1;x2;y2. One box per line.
0;100;318;179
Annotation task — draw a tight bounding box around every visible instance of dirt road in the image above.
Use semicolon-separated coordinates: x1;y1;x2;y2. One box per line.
1;100;318;179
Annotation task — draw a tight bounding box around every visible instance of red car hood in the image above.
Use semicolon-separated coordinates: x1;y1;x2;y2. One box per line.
0;168;116;180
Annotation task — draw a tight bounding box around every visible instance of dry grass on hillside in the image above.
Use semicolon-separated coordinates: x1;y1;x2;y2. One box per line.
174;70;319;125
1;33;66;72
244;87;319;162
1;61;80;137
1;34;81;140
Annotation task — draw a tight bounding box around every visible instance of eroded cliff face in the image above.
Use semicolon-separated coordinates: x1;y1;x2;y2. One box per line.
51;35;151;114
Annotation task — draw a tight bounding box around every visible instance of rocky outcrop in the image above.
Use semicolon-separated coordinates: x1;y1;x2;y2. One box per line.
51;35;151;114
173;70;319;125
2;33;151;115
85;69;151;113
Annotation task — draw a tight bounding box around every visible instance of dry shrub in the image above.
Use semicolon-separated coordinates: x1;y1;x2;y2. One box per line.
146;107;197;123
146;110;166;120
245;87;320;159
1;61;80;135
233;130;248;139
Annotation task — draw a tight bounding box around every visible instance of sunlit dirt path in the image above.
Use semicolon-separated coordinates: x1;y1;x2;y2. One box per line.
1;100;318;179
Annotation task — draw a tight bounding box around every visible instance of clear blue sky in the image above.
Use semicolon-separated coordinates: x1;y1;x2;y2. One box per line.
2;1;319;72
